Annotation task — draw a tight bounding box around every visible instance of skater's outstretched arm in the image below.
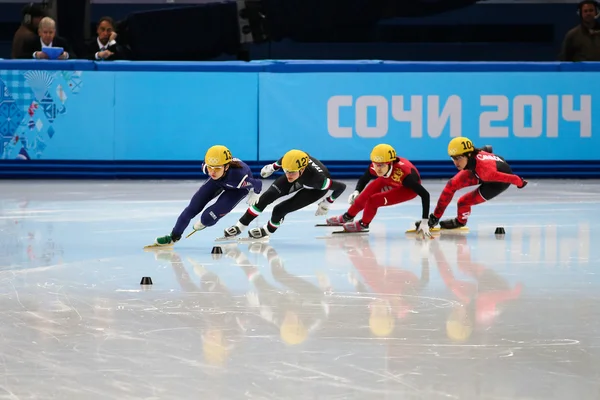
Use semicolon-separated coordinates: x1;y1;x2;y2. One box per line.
401;172;430;219
355;167;376;193
328;179;347;201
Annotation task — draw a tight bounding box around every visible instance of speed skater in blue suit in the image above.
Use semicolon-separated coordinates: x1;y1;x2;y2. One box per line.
150;145;262;247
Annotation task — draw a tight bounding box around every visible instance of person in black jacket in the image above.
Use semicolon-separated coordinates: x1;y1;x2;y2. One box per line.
20;17;73;59
82;17;129;61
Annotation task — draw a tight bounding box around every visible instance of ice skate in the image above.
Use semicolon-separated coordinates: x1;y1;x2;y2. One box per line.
317;213;353;227
215;225;243;242
327;214;354;226
185;221;206;238
406;219;469;234
248;226;270;239
331;220;370;235
343;220;369;232
439;218;466;230
144;234;176;249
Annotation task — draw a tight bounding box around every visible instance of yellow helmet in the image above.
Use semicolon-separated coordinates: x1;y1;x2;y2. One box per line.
205;145;233;167
446;307;473;342
281;149;309;172
369;301;395;337
202;329;230;366
447;137;475;157
369;314;395;337
370;144;397;163
280;312;308;345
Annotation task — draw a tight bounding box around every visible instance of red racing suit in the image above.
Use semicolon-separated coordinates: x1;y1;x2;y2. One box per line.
433;151;526;224
349;157;430;223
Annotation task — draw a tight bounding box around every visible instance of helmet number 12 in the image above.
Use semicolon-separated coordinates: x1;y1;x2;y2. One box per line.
295;157;308;169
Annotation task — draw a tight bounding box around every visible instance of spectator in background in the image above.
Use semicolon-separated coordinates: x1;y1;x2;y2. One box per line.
82;17;130;61
19;17;73;60
559;0;600;61
11;3;47;59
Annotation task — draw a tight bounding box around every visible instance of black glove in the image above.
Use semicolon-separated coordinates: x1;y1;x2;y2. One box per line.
428;213;439;228
517;178;528;189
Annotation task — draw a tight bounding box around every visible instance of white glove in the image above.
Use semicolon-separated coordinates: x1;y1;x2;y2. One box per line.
315;199;331;216
416;218;432;239
246;191;260;206
246;291;260;307
348;190;360;204
260;164;275;178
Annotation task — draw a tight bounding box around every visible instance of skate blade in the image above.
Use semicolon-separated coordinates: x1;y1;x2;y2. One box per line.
143;243;174;250
238;236;270;243
185;230;198;239
213;236;269;243
315;223;341;227
405;227;469;234
332;229;369;235
214;236;238;243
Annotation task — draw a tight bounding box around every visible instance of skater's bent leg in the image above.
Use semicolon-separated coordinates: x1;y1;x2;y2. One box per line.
239;175;291;226
456;182;510;225
347;178;387;217
361;187;417;225
200;189;248;227
267;189;327;233
172;184;221;239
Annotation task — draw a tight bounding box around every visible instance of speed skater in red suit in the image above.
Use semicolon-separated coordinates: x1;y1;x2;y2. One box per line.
326;143;432;238
420;137;528;231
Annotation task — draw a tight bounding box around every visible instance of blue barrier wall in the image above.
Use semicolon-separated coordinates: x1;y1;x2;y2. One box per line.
0;60;599;179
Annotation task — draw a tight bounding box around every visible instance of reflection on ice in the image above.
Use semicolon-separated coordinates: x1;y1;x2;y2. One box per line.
0;180;598;399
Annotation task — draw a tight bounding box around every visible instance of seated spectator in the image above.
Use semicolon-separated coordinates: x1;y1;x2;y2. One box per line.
82;17;130;61
11;3;47;59
19;17;74;60
559;0;600;61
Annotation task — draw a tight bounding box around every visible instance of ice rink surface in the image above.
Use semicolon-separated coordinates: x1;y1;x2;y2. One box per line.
0;179;599;399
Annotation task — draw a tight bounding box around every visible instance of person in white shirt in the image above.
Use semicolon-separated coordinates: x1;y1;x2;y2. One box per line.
83;17;129;61
20;17;72;59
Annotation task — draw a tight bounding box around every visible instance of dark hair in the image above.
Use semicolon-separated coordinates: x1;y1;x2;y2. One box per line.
579;0;599;13
23;3;46;18
97;16;115;28
465;147;484;159
22;3;46;26
229;160;244;168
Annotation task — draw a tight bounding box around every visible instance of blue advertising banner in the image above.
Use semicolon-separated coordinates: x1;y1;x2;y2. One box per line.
2;60;600;179
113;72;258;161
0;69;104;160
258;72;595;161
0;67;258;161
